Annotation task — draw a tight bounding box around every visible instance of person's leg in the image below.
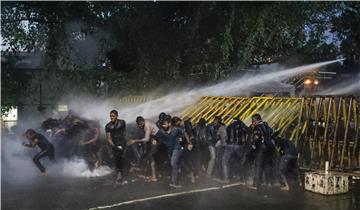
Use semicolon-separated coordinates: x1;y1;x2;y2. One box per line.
248;150;256;185
239;144;251;182
233;145;243;181
33;150;49;174
131;143;142;167
286;156;302;189
140;143;150;174
113;147;124;181
140;142;158;179
170;149;183;186
207;146;216;176
189;154;196;183
292;157;302;186
191;147;201;178
182;148;196;183
264;149;276;186
180;149;189;171
215;145;224;178
103;144;114;167
83;145;96;171
95;142;106;167
222;145;233;182
253;145;266;189
199;146;208;173
91;143;101;168
149;143;159;180
279;155;290;191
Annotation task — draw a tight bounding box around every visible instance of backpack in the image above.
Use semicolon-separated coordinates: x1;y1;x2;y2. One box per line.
206;124;216;145
195;125;207;147
227;122;244;145
257;122;274;148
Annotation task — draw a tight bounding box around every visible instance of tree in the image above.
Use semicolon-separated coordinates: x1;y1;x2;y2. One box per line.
331;2;360;71
1;1;356;115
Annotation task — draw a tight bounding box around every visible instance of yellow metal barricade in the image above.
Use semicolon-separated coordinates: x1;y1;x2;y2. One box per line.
180;95;360;170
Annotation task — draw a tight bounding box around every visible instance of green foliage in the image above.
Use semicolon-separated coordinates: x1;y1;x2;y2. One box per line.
1;1;358;116
331;2;360;68
1;58;32;116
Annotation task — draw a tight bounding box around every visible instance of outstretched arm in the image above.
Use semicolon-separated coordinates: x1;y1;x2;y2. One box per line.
80;130;99;145
22;138;37;147
128;124;151;145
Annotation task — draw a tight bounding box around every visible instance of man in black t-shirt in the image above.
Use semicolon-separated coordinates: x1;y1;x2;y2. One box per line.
105;110;127;183
23;129;55;176
221;117;249;183
250;113;274;189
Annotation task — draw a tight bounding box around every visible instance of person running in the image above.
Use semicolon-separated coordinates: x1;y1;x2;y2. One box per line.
156;116;185;188
22;129;55;176
173;116;196;183
193;118;211;176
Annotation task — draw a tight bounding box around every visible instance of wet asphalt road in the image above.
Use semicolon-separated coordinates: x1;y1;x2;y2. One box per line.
2;173;360;210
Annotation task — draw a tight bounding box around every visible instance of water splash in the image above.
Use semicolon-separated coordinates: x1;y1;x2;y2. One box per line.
59;159;112;177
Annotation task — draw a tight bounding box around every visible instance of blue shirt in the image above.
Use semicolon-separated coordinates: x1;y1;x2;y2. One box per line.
156;127;183;151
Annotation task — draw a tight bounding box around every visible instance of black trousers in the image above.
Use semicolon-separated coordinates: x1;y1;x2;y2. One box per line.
33;146;55;173
239;143;255;182
112;145;125;174
82;144;100;171
264;147;277;185
180;147;195;175
253;144;267;188
279;154;301;184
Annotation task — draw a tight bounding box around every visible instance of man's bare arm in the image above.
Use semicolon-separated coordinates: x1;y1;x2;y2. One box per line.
128;124;151;145
81;132;99;145
23;138;37;147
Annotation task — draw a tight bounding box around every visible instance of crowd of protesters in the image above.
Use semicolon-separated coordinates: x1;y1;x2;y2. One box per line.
22;109;302;191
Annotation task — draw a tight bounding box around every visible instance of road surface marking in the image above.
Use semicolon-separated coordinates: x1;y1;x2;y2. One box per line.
88;183;242;210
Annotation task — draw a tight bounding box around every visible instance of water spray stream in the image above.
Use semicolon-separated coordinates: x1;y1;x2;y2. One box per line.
317;79;360;95
118;59;344;122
